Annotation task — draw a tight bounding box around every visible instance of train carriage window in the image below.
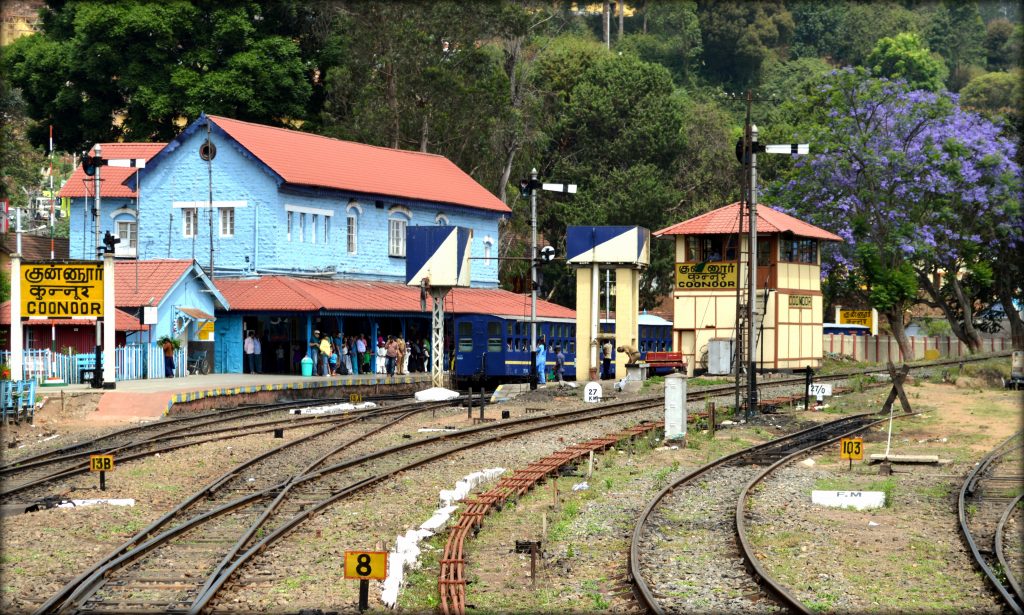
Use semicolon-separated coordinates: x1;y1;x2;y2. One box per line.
507;322;514;337
569;341;575;354
487;322;502;352
458;322;473;352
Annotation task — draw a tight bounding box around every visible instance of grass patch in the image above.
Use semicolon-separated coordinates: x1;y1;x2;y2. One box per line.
690;376;733;387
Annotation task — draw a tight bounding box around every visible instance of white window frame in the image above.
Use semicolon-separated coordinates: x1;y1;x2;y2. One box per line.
483;236;494;265
311;214;318;244
116;220;137;256
347;215;357;254
287;211;293;242
435;212;449;225
388;208;411;258
324;215;330;243
299;213;306;243
219;207;235;238
183;208;197;238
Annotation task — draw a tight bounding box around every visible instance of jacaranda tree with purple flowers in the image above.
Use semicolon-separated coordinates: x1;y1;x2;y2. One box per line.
768;67;1023;356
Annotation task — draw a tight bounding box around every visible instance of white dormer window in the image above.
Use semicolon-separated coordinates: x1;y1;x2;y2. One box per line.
183;208;197;238
435;213;449;226
388;207;411;258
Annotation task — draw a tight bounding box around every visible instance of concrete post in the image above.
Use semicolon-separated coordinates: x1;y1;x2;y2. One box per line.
664;372;687;440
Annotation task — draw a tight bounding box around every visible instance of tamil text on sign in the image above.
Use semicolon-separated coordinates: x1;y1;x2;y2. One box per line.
674;262;737;290
22;263;104;318
838;309;873;328
788;295;812;308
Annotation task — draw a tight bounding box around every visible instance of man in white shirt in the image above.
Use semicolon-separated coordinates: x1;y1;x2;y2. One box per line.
244;331;256;374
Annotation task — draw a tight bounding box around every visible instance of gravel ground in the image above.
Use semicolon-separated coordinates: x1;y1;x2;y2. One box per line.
746;383;1021;614
2;376;1017;615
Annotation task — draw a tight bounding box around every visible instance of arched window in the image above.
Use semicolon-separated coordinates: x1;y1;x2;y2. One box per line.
435;212;449;226
346;202;362;255
388;206;412;257
483;235;495;265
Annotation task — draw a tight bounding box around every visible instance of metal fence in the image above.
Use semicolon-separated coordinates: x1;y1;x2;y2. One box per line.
824;334;1013;363
0;345;187;385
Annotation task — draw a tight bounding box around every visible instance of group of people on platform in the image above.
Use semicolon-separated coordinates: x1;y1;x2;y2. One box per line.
307;330;431;377
531;336;566;388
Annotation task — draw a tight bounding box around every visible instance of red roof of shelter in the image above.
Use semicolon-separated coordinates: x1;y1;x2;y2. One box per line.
207;116;510;214
58;143;166;198
655;203;842;242
1;301;147;331
214;277;576;319
114;259;194;307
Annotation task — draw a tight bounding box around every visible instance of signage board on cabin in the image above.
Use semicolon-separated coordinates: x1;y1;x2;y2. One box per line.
21;262;104;318
674;262;738;290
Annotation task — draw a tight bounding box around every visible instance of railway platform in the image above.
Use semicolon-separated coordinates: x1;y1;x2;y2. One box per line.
37;371;434;421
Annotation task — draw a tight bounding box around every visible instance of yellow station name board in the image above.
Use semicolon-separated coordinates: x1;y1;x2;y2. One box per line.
21;263;104;318
674;262;738;290
839;309;873;328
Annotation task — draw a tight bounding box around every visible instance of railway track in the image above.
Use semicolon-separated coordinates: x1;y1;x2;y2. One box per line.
1;398;398;501
959;431;1024;615
33;397;454;614
630;412;894;614
41;397;666;614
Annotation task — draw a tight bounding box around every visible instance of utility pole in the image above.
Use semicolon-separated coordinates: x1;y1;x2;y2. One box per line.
746;120;758;420
94;143;102;261
530;167;539;389
206;122;215;279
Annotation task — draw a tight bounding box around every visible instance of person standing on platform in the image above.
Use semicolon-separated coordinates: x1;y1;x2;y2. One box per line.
318;332;332;376
554;344;566;388
309;329;321;365
396;336;407;375
253;334;263;374
276;344;285;373
536;335;547;385
244;331;256;374
355;334;366;375
341;336;352;375
385;336;399;376
602;340;613;380
163;338;176;377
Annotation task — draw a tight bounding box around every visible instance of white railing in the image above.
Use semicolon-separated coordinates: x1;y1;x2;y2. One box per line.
0;345;188;384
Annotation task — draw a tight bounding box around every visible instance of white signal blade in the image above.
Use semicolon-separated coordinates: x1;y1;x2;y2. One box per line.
542;183;577;194
764;144;808;155
106;158;147;168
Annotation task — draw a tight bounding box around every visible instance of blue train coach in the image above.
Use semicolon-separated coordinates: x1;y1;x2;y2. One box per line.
453;313;577;385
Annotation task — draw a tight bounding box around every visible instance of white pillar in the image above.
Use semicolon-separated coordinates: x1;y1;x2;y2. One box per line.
103;253;116;386
590;262;599;381
10;253;23;381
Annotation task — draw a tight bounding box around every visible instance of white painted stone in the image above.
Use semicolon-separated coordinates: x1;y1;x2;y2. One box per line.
811;490;885;510
583;382;603;403
414;387;460;402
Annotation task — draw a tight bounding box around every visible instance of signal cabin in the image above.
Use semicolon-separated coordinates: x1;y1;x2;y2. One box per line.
654;203;842;375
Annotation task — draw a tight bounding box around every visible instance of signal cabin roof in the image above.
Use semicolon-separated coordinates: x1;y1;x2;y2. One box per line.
214;276;576;320
58;143;166;198
655;202;842;242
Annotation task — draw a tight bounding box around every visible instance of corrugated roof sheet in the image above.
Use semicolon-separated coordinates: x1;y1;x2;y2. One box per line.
1;301;146;330
58;143;165;198
3;235;70;260
208;115;510;214
655;202;843;241
114;259;193;307
214;276;576;319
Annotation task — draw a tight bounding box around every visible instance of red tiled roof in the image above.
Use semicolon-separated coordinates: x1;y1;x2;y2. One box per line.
208;116;510;214
114;260;193;307
58;143;165;198
655;202;842;241
214;276;576;319
1;301;147;331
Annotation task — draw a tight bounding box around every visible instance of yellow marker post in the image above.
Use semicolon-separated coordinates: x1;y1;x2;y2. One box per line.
840;437;864;470
89;454;114;490
349;393;363;404
345;550;387;612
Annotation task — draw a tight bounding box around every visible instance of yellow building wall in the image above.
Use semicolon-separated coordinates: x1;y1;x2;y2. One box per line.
575;269;595;379
670;234;825;374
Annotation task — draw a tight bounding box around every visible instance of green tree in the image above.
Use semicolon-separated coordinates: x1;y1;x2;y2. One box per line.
830;2;924;67
983;18;1018;71
866;32;948;92
4;0;314;153
697;0;794;88
616;1;701;86
927;0;986;91
0;80;44;211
